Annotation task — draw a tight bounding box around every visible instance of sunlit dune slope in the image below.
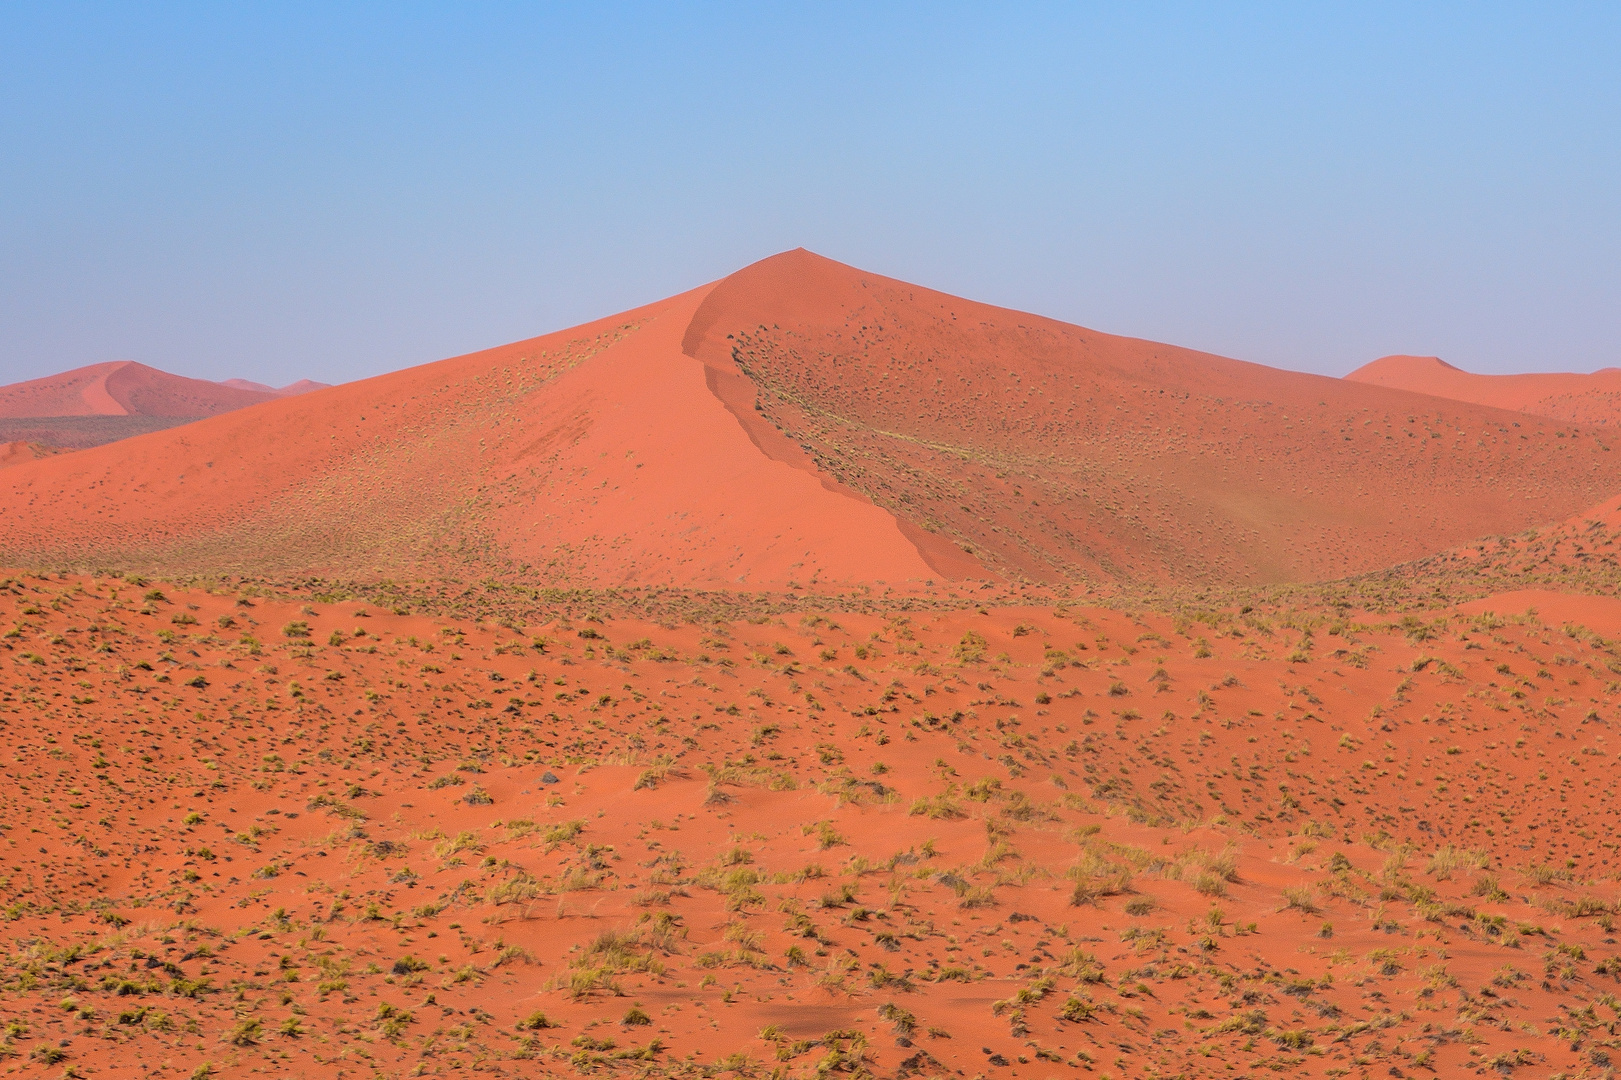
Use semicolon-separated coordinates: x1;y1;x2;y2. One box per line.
0;287;964;589
1347;354;1621;426
683;250;1621;586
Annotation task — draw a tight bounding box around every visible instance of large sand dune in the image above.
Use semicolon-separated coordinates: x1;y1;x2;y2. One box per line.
3;252;1618;591
0;287;959;589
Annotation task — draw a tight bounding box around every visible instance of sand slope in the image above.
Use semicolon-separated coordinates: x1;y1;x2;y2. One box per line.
1347;353;1621;426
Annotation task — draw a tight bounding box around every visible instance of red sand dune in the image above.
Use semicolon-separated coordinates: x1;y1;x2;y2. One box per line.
0;363;328;451
3;250;1620;591
1346;353;1621;426
680;251;1621;585
0;285;956;590
1455;587;1621;635
220;377;330;396
0;361;287;419
276;378;329;395
1397;486;1621;604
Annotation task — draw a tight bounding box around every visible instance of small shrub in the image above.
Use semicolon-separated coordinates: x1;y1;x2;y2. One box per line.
1059;996;1095;1022
1427;845;1487;881
227;1017;262;1046
516;1011;553;1031
954;632;987;663
1280;886;1319;915
908;792;965;820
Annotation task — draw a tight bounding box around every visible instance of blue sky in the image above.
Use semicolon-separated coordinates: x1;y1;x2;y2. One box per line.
1;3;1617;385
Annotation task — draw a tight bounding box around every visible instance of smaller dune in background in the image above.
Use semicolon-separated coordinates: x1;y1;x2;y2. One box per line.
1346;353;1621;426
0;360;328;448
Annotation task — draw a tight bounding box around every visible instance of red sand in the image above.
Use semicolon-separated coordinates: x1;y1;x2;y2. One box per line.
5;574;1621;1078
3;251;1620;591
0;441;60;470
1347;354;1621;426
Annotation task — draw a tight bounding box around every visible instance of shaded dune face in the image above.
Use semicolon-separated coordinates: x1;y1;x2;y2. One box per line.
3;250;1621;591
1347;354;1621;427
680;250;1621;587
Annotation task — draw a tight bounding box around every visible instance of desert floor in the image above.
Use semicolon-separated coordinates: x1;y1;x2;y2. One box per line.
6;574;1621;1078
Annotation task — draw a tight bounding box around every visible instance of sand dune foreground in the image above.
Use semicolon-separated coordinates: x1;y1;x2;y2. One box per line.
8;252;1621;1079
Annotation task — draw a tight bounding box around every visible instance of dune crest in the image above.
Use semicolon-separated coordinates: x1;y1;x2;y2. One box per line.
220;377;331;395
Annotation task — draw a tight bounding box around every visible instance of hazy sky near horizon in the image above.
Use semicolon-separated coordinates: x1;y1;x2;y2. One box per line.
2;3;1618;386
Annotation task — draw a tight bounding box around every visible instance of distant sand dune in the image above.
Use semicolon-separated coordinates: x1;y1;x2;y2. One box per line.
0;361;329;449
1346;353;1621;425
